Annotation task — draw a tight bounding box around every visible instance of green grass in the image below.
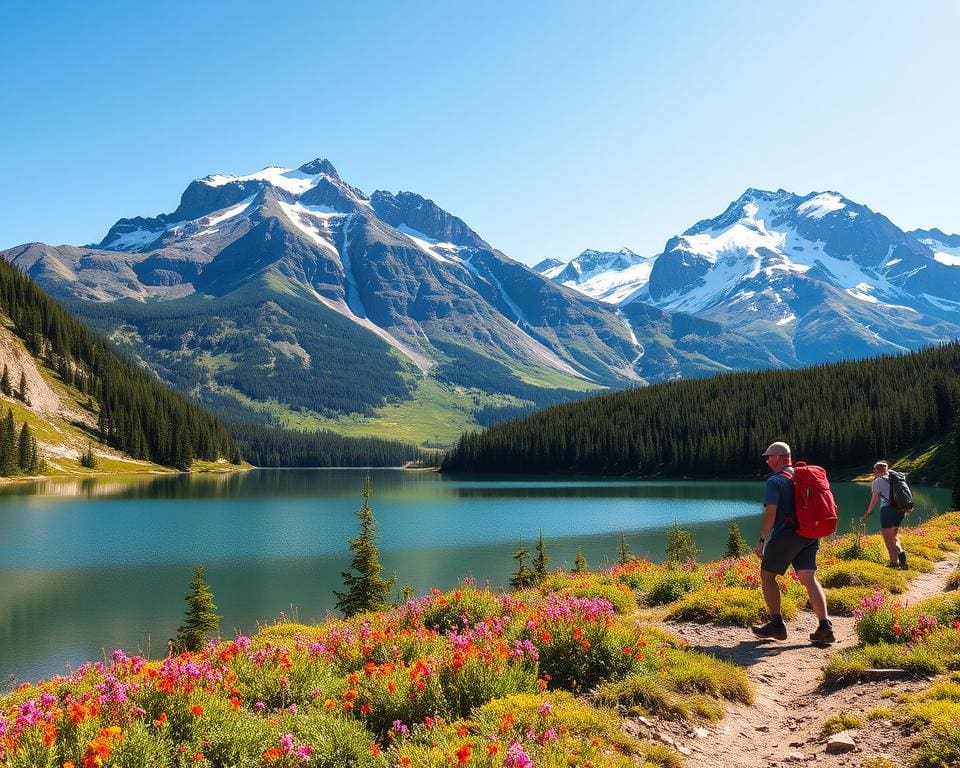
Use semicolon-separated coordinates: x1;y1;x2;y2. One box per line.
821;712;864;735
261;377;530;447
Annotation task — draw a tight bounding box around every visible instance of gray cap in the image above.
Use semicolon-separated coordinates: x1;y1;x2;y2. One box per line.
762;441;791;457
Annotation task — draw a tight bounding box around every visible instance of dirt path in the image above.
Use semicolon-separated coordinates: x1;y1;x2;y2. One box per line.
633;554;960;767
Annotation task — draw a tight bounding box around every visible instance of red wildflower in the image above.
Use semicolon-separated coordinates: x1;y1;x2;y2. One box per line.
455;743;472;765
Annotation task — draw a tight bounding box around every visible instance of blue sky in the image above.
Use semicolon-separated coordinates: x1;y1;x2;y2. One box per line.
1;1;958;265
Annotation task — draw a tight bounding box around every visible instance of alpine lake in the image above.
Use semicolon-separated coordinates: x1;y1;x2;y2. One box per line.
0;468;952;684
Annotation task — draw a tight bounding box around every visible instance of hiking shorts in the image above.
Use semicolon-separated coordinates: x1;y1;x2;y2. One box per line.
880;504;905;529
761;531;819;575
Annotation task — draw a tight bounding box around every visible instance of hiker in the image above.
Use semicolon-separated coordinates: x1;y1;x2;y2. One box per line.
861;460;907;569
751;441;835;644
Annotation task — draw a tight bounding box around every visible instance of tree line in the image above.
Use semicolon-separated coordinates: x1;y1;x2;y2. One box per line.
0;259;239;469
229;422;422;467
443;342;960;481
0;407;44;476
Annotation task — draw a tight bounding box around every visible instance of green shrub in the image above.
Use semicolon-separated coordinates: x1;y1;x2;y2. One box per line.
645;570;704;606
821;711;863;735
290;706;386;768
946;568;960;591
819;561;909;593
419;586;502;632
534;619;639;692
824;643;945;685
667;587;799;626
914;719;960;768
541;573;638;614
826;586;876;616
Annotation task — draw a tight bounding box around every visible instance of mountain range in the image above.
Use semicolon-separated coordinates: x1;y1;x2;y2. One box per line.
2;160;775;446
538;189;960;365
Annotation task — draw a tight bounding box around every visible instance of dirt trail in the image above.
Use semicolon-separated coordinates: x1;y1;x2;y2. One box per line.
634;554;960;767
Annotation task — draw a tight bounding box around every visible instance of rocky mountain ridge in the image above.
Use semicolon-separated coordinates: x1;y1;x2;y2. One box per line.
2;159;771;444
538;188;960;364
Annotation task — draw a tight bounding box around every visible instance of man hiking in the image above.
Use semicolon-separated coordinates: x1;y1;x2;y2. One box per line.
751;441;835;644
862;460;908;569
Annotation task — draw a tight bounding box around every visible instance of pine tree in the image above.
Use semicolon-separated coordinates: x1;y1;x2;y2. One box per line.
617;531;632;565
0;410;17;476
334;478;396;617
532;529;550;583
572;547;588;574
18;423;34;473
175;566;221;652
510;539;535;589
724;521;751;558
17;372;27;403
665;519;700;566
0;365;9;397
79;442;98;469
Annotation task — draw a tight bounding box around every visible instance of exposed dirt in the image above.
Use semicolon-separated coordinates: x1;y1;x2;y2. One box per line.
629;554;960;767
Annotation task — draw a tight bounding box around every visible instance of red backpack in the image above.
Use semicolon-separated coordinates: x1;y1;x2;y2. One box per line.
780;462;838;539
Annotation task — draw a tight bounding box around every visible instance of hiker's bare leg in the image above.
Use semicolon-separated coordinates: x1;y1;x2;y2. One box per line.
760;569;781;616
794;568;828;621
881;527;900;565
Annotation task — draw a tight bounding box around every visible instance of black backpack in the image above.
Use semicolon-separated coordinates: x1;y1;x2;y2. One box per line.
886;470;914;512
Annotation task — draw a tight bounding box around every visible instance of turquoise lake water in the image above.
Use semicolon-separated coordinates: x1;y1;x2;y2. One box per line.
0;469;951;684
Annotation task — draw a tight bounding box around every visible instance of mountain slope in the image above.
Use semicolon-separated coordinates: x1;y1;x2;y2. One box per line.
3;160;771;445
0;258;240;473
539;189;960;365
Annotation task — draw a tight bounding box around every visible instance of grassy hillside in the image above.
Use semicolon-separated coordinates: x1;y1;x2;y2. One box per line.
0;325;174;477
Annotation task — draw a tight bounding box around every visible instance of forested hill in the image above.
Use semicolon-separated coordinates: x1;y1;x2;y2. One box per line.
0;259;239;469
230;422;422;468
443;342;960;480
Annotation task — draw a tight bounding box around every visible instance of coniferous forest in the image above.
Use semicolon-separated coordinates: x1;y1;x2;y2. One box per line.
230;422;422;467
0;259;239;471
444;342;960;480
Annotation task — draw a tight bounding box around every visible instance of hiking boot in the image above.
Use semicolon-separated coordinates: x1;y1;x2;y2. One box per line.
898;550;908;570
809;625;836;644
751;620;787;640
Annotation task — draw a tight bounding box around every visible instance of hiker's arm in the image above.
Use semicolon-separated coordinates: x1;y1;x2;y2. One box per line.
754;503;776;558
862;491;880;523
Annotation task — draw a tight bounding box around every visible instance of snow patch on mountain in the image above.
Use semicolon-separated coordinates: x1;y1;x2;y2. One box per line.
395;224;460;264
206;195;258;226
202;166;323;195
797;192;845;219
105;226;168;252
277;201;342;256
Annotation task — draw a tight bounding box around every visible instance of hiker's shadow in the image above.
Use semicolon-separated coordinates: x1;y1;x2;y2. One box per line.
689;640;815;665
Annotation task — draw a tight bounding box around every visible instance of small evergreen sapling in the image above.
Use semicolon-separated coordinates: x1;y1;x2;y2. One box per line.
533;529;550;583
665;518;700;566
617;531;632;565
510;539;535;589
175;566;221;652
724;522;751;559
334;478;396;617
572;547;588;574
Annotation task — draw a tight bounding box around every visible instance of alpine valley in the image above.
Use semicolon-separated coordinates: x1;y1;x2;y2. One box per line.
4;167;959;447
0;160;777;446
537;189;960;366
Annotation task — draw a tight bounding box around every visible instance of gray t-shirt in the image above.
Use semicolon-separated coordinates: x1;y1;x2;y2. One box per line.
872;475;891;507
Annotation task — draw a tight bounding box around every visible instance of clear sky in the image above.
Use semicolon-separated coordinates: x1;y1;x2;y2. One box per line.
2;1;958;266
